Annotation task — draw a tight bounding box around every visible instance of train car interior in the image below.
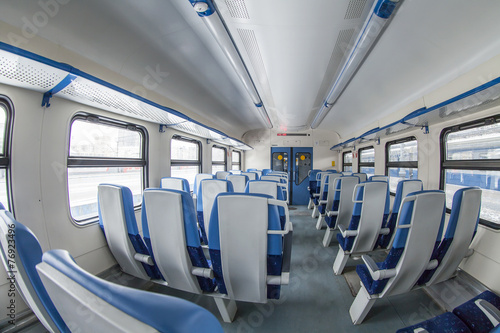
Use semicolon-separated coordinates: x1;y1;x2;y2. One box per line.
0;0;499;332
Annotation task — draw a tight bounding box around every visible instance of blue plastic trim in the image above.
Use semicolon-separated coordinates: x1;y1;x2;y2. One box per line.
42;73;77;107
187;0;215;17
374;0;398;19
0;42;252;150
330;77;500;150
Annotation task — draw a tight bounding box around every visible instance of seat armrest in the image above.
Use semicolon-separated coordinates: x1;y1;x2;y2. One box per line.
475;299;500;326
426;259;438;271
192;267;214;279
319;200;327;205
327;211;338;217
379;228;390;235
134;253;153;266
413;328;429;333
338;224;357;237
313;193;320;198
361;255;396;281
465;248;474;258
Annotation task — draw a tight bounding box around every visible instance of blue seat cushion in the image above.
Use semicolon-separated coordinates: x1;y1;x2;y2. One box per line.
43;250;223;333
396;312;471;333
453;291;500;333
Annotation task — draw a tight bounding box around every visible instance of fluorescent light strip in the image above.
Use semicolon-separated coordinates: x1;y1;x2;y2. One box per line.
190;1;273;129
311;0;400;129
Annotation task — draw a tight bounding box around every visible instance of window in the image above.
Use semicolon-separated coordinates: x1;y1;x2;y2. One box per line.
68;115;147;223
212;146;227;173
441;116;500;228
359;147;375;178
231;150;241;171
171;136;201;190
0;97;13;211
386;137;418;193
343;151;352;172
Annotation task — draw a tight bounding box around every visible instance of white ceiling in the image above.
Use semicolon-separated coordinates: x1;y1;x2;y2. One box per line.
1;0;500;140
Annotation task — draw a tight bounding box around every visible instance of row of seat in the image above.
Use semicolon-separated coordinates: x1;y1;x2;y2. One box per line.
0;204;223;332
308;170;485;325
98;180;293;322
398;291;500;332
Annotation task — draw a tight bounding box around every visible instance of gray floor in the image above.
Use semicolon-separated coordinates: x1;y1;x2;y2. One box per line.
17;205;444;333
147;205;444;332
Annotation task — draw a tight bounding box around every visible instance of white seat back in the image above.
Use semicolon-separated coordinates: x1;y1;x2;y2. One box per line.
336;176;361;230
325;173;343;212
215;171;231;180
241;172;258;181
200;180;231;238
226;174;248;192
194;174;214;196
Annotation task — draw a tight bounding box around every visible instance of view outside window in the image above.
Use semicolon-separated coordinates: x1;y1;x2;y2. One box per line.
343;152;352;172
171;136;201;189
359;147;375;178
0;103;10;210
232;151;241;170
386;138;418;193
68;117;145;222
212;146;226;173
442;119;500;226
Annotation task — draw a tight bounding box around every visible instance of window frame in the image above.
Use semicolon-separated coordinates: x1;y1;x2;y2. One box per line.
358;146;375;174
231;150;241;171
342;151;352;172
385;136;418;195
440;115;500;229
67;113;148;225
212;145;227;172
0;96;14;213
170;135;202;170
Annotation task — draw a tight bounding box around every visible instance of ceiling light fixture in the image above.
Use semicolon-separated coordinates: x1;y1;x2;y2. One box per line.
310;0;400;129
190;0;273;129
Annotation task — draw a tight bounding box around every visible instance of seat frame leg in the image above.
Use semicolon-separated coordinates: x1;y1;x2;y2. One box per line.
307;198;314;209
349;284;377;325
316;214;324;230
312;205;319;218
322;228;335;247
333;246;349;275
214;298;237;323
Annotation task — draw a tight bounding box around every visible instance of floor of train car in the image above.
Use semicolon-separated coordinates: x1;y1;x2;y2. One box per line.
23;205;445;332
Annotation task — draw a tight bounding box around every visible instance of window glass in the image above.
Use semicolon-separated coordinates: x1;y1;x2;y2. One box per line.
231;151;241;171
171;138;199;161
359;148;374;163
388;140;418;162
360;167;375;178
212;147;226;162
0;104;10;210
442;117;500;227
343;152;352;172
171;136;201;190
68;116;146;223
386;137;418;193
70;120;142;158
446;123;500;160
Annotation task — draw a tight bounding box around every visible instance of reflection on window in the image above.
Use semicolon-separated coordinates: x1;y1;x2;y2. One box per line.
68;115;146;223
171;136;201;190
232;151;241;171
343;151;352;172
441;116;500;227
0;101;12;211
386;137;418;193
212;146;226;172
359;147;374;177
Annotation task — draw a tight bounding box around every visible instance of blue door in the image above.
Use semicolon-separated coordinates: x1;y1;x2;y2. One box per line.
271;147;313;205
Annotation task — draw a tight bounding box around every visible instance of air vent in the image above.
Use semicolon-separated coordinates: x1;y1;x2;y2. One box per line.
225;0;250;19
312;29;355;109
237;28;275;108
344;0;368;20
0;55;63;89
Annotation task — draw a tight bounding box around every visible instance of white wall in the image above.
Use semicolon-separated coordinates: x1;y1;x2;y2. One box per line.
336;102;500;294
243;128;340;171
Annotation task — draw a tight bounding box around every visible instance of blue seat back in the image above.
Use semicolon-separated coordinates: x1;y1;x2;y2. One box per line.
142;189;215;293
226;174;249;192
208;193;283;302
37;250;223;333
160;177;190;192
453;291;500;333
378;179;423;248
418;187;481;286
98;184;161;280
338;181;389;252
194;173;214;196
0;210;69;333
356;190;445;296
197;179;234;243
